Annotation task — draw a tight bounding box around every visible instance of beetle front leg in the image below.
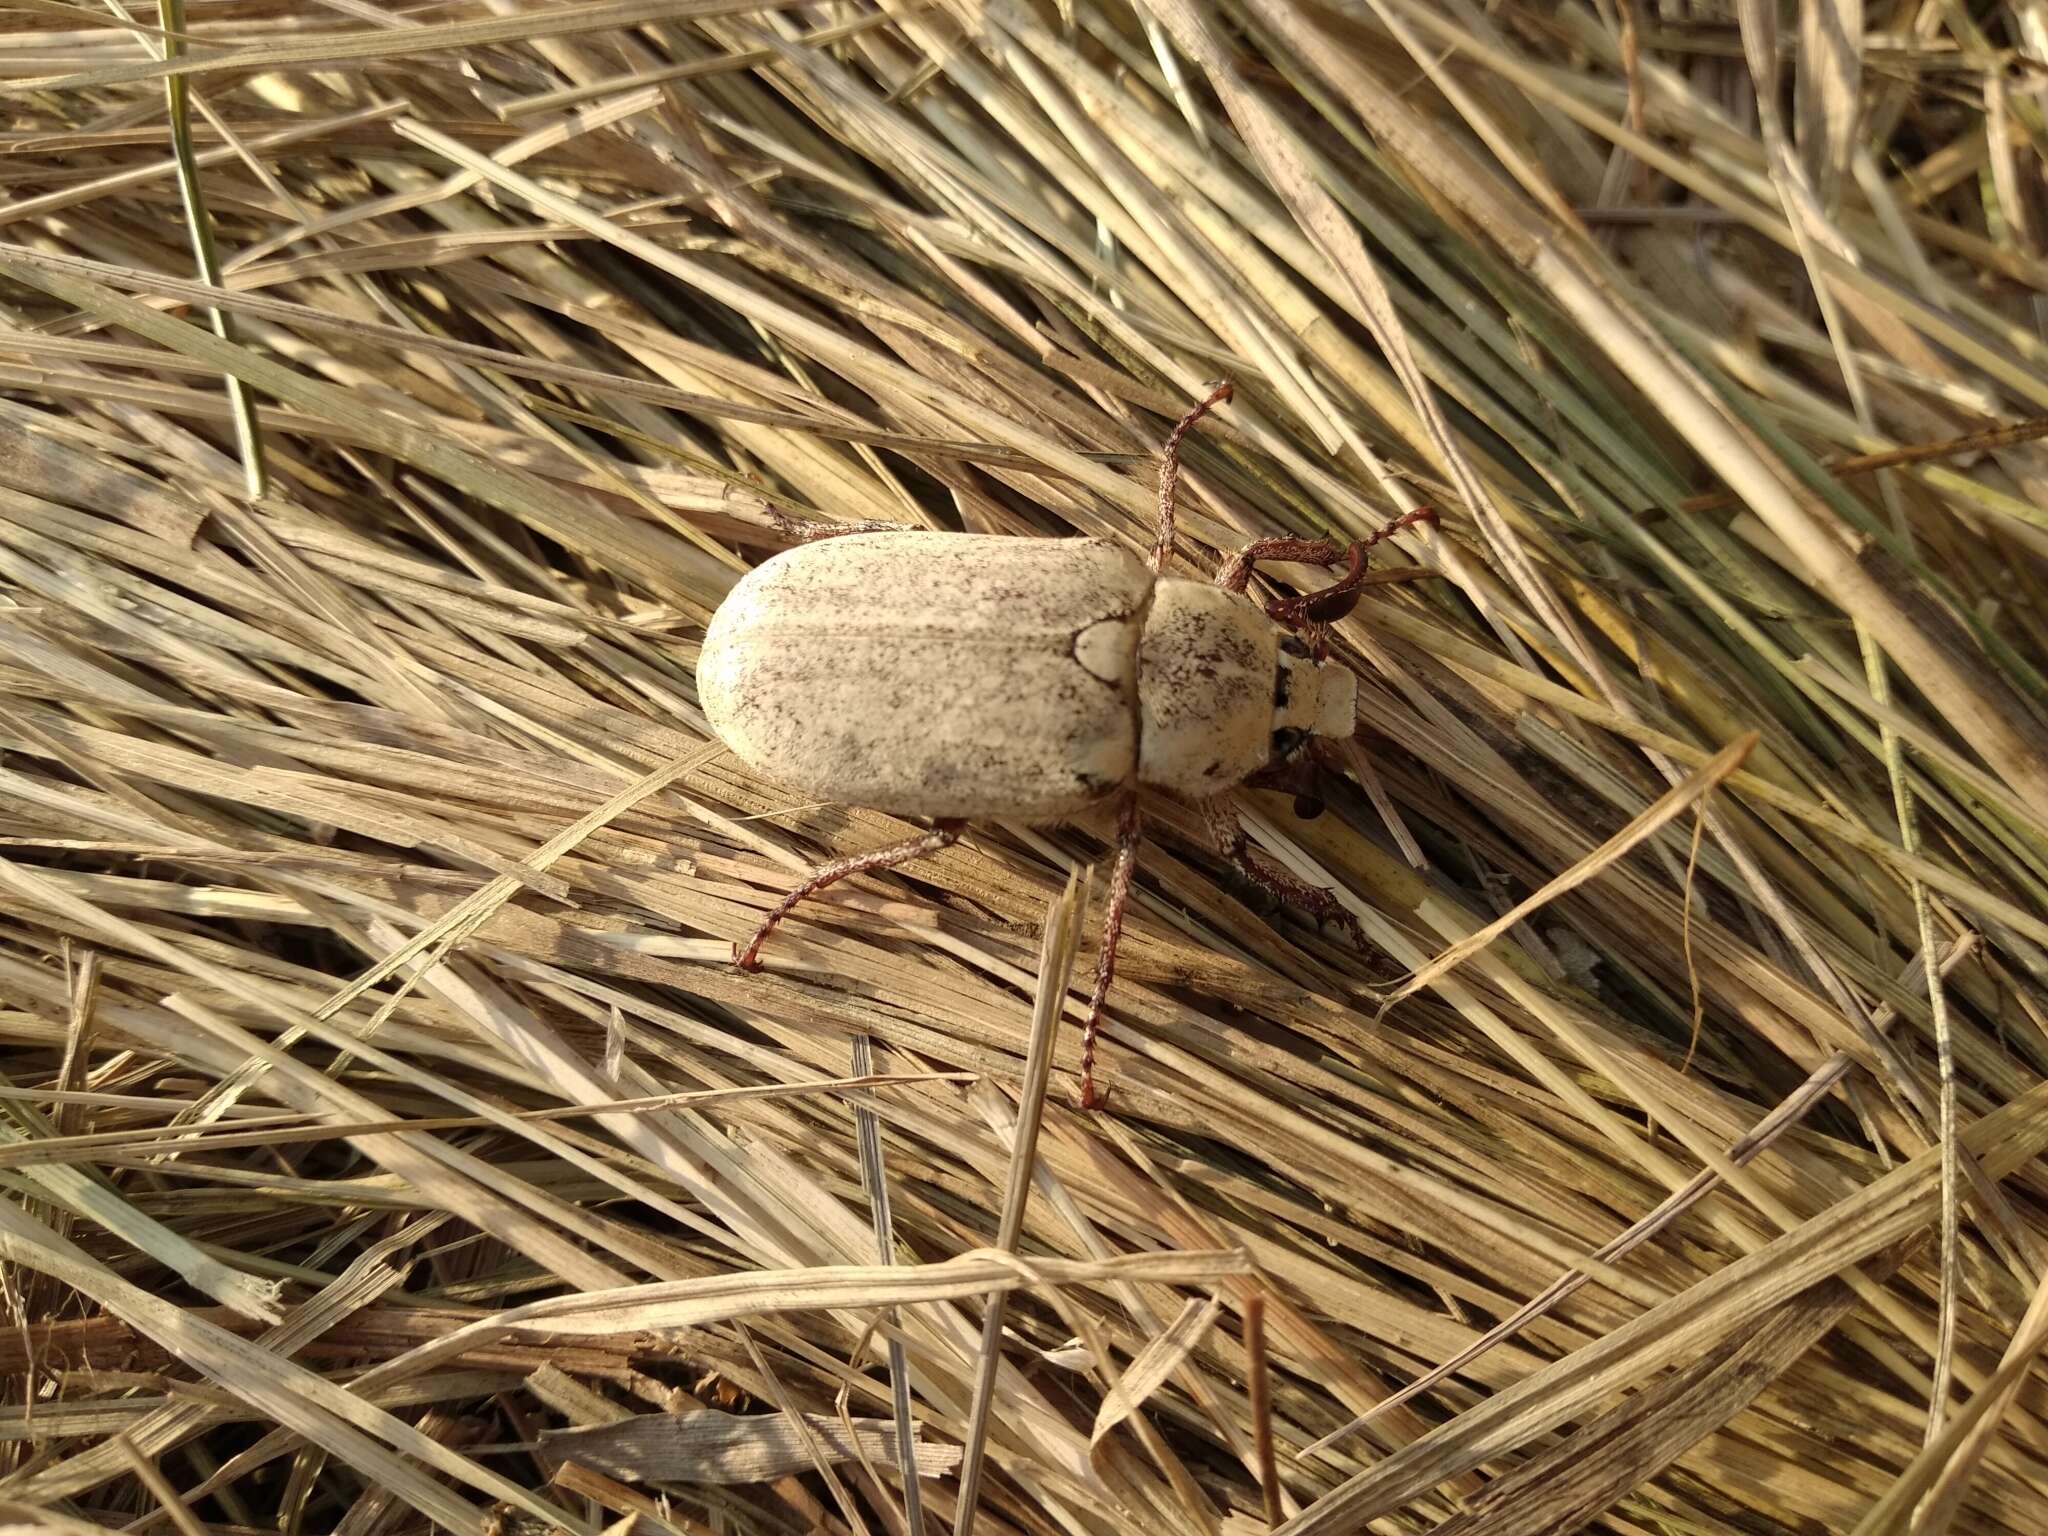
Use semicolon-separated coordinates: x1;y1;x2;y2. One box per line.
735;819;966;970
1216;536;1351;595
1076;797;1143;1111
1244;741;1336;821
1196;796;1368;951
1218;507;1438;631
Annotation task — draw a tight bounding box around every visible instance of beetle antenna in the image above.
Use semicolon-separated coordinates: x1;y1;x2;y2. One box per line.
1077;798;1143;1109
1150;380;1235;576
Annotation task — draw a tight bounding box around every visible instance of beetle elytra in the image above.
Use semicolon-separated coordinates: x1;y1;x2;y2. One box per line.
699;384;1436;1107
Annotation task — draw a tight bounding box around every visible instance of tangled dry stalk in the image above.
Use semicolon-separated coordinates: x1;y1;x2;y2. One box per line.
2;2;2047;1534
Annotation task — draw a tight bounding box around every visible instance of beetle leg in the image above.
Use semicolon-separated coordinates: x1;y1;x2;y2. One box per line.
1244;743;1333;821
1217;536;1350;595
735;819;966;970
1076;797;1143;1111
1197;796;1368;951
1149;381;1236;576
1216;538;1355;659
1219;507;1439;632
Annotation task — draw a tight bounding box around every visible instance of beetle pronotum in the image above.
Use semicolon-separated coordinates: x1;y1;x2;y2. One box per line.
699;384;1435;1107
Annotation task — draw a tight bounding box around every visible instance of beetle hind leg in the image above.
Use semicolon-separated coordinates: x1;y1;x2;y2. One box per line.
1076;798;1143;1111
1197;797;1368;951
735;819;966;970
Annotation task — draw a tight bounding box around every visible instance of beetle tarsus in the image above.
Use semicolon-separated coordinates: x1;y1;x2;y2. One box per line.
1076;798;1143;1111
735;820;966;970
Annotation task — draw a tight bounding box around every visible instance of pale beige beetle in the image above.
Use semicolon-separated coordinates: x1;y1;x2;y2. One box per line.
699;385;1434;1106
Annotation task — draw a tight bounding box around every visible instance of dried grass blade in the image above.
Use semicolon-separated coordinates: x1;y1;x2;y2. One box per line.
0;1199;564;1535
1426;1269;1878;1536
154;0;263;497
1090;1296;1222;1448
318;744;722;1017
1273;1080;2048;1533
956;870;1086;1536
848;1029;924;1534
18;0;803;93
1312;931;1984;1457
538;1411;964;1485
0;249;728;600
738;1326;872;1536
1795;0;1864;205
0;1106;281;1321
1848;1270;2048;1536
1382;733;1757;1006
435;1249;1249;1345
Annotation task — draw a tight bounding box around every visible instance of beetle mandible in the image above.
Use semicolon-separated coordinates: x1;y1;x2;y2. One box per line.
698;383;1436;1108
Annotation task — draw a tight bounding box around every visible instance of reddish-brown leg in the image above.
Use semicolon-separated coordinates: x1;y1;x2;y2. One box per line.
1197;796;1368;950
1150;381;1236;576
1064;383;1232;1107
1218;507;1439;632
1076;798;1143;1110
1245;743;1334;820
736;820;966;970
1217;536;1351;595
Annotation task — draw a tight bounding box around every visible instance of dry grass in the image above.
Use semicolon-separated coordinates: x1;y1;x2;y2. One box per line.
2;2;2047;1533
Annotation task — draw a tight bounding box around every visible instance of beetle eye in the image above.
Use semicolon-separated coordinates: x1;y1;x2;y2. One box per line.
1271;727;1307;759
1278;635;1311;658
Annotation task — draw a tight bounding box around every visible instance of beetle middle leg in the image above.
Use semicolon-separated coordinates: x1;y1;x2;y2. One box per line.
735;819;966;970
1196;795;1368;951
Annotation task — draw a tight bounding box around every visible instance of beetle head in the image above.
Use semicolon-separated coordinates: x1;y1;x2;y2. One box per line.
1273;638;1357;744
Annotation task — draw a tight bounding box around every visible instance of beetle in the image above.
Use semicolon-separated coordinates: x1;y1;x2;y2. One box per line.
698;383;1435;1107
